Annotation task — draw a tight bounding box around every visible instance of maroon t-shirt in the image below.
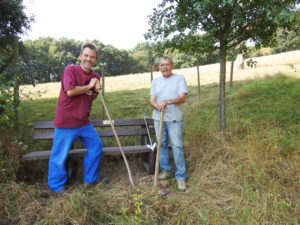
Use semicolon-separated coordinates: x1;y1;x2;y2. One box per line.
54;65;100;128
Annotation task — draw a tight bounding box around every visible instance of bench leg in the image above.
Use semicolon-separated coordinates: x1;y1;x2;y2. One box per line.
148;151;155;175
142;151;155;175
141;132;156;175
66;158;78;184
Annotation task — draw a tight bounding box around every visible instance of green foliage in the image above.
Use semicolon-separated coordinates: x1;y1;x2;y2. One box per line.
129;42;162;72
99;44;135;76
21;38;147;83
146;0;299;53
0;0;32;49
256;47;274;57
23;37;82;83
0;74;28;182
19;38;220;84
132;188;146;224
0;74;15;127
246;28;300;58
273;28;300;53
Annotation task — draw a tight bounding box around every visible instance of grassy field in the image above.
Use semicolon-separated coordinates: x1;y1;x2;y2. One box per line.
1;51;300;224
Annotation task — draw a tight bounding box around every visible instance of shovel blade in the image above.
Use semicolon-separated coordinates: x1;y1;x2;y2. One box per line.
147;143;157;151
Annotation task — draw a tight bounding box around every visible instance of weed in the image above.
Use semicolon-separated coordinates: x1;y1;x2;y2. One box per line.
198;207;209;225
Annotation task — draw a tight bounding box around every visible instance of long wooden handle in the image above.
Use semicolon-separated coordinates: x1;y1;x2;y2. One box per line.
99;92;135;188
154;111;165;188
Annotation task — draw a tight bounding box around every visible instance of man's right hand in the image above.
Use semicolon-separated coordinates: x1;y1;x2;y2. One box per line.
66;78;100;97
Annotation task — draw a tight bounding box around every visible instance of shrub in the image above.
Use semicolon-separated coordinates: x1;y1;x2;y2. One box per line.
257;47;274;56
0;75;22;182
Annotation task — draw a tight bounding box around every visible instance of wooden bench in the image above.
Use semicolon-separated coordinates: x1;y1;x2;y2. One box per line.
22;118;157;178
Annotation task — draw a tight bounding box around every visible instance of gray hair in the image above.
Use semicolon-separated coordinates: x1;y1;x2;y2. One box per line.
159;56;173;66
80;43;99;58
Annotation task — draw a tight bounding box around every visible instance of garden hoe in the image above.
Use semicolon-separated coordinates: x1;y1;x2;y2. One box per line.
154;110;165;188
143;113;157;151
99;92;135;188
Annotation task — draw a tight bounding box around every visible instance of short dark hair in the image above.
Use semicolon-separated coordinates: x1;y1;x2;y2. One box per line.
80;43;98;58
159;56;173;66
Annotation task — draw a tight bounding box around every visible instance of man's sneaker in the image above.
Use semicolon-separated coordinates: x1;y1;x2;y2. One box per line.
54;189;69;197
84;177;110;188
159;171;171;180
177;180;186;191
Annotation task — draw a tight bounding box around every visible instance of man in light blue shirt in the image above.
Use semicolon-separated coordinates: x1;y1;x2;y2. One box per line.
150;56;188;191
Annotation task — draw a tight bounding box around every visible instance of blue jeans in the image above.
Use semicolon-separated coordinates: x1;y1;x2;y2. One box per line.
154;120;186;181
48;123;103;192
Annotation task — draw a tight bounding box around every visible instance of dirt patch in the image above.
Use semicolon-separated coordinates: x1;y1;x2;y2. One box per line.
18;154;152;191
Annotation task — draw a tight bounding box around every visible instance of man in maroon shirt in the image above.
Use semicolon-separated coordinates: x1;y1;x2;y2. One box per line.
48;43;103;194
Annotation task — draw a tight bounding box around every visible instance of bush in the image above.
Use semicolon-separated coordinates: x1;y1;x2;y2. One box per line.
0;76;15;126
0;75;22;182
256;47;274;56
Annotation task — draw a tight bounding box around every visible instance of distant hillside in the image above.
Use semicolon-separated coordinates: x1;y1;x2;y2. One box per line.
20;50;300;99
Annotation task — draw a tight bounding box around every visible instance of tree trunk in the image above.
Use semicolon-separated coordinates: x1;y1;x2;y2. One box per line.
229;60;234;89
13;36;20;129
219;48;227;133
197;65;200;99
236;54;244;70
101;67;105;120
13;80;20;129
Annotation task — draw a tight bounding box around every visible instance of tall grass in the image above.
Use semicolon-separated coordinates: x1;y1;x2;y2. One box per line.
183;74;300;224
1;72;299;224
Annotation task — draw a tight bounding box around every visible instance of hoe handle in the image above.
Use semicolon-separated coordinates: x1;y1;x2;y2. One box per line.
154;111;165;188
99;92;135;188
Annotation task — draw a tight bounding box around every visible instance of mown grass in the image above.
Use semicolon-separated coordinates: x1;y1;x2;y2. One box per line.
1;72;299;224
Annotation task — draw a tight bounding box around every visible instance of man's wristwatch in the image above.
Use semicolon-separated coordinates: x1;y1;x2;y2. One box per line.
169;99;172;104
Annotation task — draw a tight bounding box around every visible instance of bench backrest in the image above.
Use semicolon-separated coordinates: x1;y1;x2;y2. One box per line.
33;118;155;141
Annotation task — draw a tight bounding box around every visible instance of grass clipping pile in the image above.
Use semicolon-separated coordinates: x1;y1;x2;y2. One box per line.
0;130;23;182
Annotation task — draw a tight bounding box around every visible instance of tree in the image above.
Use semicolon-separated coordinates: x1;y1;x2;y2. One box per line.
273;28;300;53
129;43;151;73
145;0;300;132
23;37;82;83
0;0;33;128
0;0;32;49
0;0;33;73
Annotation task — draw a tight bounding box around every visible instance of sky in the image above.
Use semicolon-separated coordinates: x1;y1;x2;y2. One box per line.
22;0;161;50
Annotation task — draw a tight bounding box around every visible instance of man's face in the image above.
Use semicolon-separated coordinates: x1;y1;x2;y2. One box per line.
79;47;97;71
159;59;173;77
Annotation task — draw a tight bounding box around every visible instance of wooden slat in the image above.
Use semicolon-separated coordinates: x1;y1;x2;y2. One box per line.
34;118;154;129
34;121;54;129
22;145;154;160
34;128;155;140
33;132;54;140
91;119;154;127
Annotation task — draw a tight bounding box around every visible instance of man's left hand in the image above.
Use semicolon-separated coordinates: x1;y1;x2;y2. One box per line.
94;80;102;93
157;100;169;111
